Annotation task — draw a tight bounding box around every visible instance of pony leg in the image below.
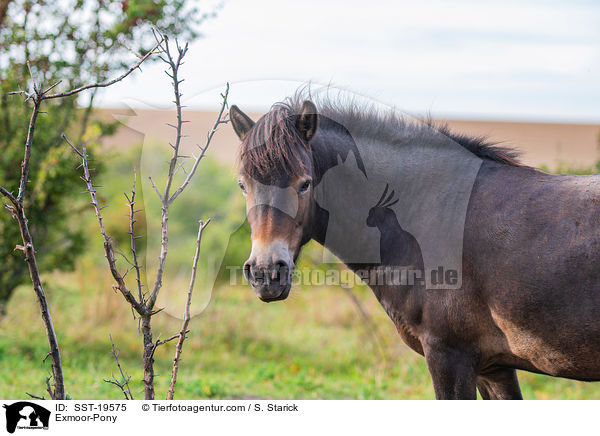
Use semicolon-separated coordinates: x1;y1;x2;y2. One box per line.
423;343;478;399
477;368;523;400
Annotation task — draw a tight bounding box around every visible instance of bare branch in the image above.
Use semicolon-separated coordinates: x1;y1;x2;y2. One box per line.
2;29;162;402
103;378;129;397
65;134;84;157
150;333;181;359
17;97;41;203
26;392;45;400
64;134;145;315
148;176;163;201
45;377;53;399
42;80;62;95
126;173;144;304
141;316;155;399
0;185;17;206
167;219;210;399
0;95;65;398
104;335;134;400
168;83;229;205
147;38;189;311
118;38;143;60
43;39;163;100
26;61;38;93
7;89;29;97
67;33;217;400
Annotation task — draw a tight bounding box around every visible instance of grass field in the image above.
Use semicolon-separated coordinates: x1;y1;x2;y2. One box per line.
1;263;599;400
1;131;600;400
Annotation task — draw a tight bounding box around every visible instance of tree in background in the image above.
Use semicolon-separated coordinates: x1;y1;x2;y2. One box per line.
0;0;212;313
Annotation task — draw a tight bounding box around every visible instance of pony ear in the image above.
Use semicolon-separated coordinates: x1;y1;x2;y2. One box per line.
229;105;255;141
296;100;318;142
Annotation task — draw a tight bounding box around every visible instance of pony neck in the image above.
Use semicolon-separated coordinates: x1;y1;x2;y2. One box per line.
308;119;483;290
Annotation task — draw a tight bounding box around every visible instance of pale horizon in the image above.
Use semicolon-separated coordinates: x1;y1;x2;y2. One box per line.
94;0;600;124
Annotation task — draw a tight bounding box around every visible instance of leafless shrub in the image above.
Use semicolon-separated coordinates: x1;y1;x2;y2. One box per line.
0;43;161;399
66;33;229;399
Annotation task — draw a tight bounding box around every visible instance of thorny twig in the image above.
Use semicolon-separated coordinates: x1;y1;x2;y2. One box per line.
43;42;162;100
64;134;146;315
167;219;210;399
125;173;144;304
149;333;182;359
67;33;229;400
146;45;229;310
168;85;229;205
146;37;189;311
103;335;134;400
0;36;163;400
45;377;53;399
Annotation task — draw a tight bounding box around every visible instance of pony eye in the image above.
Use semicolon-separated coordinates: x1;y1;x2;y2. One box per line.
299;180;311;194
238;181;246;194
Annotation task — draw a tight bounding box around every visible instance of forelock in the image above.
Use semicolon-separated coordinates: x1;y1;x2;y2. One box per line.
239;103;311;181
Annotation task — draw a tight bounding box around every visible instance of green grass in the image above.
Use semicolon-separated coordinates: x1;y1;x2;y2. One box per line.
1;266;599;399
2;153;600;400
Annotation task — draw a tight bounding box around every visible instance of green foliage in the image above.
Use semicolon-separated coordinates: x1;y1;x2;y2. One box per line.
0;0;202;313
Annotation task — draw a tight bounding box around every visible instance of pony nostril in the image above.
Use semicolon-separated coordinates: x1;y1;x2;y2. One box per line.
243;262;253;283
271;261;289;284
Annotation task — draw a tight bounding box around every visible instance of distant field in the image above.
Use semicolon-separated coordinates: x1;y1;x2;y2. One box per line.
98;108;600;169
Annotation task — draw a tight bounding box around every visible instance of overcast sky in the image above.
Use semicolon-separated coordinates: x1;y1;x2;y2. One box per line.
97;0;600;122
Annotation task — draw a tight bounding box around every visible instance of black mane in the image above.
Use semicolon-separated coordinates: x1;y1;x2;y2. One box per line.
239;89;522;179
